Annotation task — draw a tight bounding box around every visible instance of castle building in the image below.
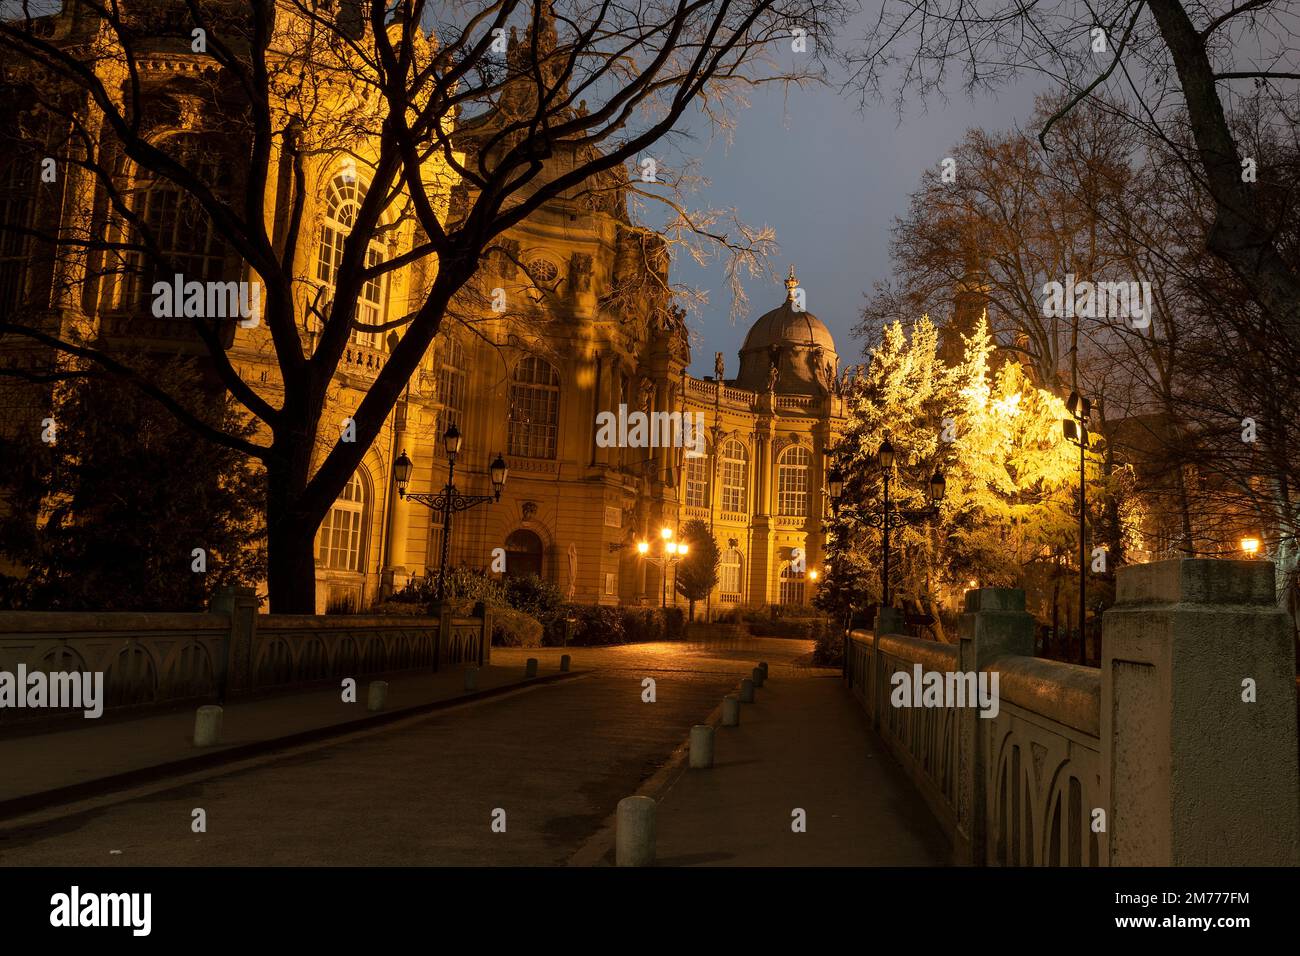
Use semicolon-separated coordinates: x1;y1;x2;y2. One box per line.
0;1;844;615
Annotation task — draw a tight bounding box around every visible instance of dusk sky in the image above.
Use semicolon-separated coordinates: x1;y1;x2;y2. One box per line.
655;33;1046;379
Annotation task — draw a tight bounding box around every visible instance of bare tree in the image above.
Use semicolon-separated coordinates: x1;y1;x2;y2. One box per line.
847;0;1300;346
0;0;846;611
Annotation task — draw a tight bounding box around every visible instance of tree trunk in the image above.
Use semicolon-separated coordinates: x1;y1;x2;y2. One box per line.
265;445;325;614
267;519;319;614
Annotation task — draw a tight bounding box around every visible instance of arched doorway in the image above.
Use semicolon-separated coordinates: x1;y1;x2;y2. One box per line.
504;529;544;580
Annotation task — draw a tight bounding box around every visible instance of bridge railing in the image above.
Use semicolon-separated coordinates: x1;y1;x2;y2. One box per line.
848;558;1299;867
0;588;490;727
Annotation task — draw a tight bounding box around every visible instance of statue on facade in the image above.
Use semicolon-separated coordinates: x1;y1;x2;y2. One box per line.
714;351;725;382
766;362;780;393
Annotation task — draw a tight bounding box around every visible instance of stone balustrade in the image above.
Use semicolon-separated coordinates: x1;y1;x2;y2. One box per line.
0;588;490;727
847;558;1300;866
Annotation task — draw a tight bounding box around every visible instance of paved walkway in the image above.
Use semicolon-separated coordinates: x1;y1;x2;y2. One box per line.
0;636;948;866
653;673;950;866
0;659;553;810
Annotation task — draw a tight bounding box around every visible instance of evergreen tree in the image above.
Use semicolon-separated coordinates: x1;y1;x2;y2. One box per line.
0;362;264;611
675;518;720;622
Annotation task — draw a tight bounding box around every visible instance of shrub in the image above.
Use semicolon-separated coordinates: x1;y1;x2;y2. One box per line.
811;618;843;667
543;604;624;646
504;574;564;622
491;607;544;647
661;606;686;640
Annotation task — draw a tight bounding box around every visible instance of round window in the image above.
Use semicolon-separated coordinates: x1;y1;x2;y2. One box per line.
528;258;559;283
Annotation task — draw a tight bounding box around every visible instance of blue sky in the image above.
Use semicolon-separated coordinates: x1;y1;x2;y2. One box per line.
653;68;1044;377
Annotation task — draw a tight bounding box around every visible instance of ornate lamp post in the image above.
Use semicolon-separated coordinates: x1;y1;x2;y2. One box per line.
1063;391;1091;664
861;436;945;608
393;424;508;602
636;527;689;608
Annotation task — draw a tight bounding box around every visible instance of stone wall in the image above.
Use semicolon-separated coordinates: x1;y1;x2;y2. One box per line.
847;558;1300;867
0;588;489;728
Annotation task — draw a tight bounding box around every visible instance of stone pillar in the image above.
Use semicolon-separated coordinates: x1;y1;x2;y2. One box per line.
954;588;1034;865
1102;558;1300;866
209;586;258;699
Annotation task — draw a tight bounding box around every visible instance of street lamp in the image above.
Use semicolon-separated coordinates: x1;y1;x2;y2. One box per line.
1241;536;1261;557
861;435;945;609
1063;390;1091;665
636;527;689;608
394;427;509;601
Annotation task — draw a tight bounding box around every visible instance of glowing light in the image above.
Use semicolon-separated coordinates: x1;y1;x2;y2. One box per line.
678;543;689;556
660;527;673;540
666;541;678;555
1241;537;1261;556
637;541;649;555
809;569;819;581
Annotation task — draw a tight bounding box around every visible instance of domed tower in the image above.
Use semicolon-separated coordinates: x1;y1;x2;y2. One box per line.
735;267;839;396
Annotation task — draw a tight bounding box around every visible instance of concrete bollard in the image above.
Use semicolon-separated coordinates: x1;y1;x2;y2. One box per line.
615;795;657;867
752;665;765;688
560;654;571;673
464;666;478;692
689;724;715;769
193;705;223;747
722;695;741;727
367;680;388;712
759;661;769;680
739;677;755;703
525;658;539;678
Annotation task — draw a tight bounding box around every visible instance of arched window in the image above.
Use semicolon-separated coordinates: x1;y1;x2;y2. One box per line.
316;172;386;347
436;337;467;445
318;470;368;572
778;444;811;516
780;563;805;605
127;137;228;307
684;444;710;508
508;355;560;459
720;547;743;600
720;439;748;513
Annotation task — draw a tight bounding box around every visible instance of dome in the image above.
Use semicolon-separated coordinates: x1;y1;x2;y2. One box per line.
733;267;839;397
741;302;836;354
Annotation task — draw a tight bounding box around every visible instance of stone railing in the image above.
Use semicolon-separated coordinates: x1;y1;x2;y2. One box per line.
847;558;1299;866
0;589;490;727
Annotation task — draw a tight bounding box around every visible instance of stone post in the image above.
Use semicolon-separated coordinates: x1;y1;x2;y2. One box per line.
209;586;258;699
475;600;492;666
1102;558;1300;866
434;601;453;673
955;588;1034;865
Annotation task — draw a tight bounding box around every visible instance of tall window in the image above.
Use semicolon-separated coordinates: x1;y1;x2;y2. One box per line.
720;439;748;513
684;445;710;507
436;337;467;443
0;151;35;314
777;445;811;516
127;137;227;307
316;173;386;347
720;547;743;599
780;563;805;605
318;471;367;572
508;355;560;459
